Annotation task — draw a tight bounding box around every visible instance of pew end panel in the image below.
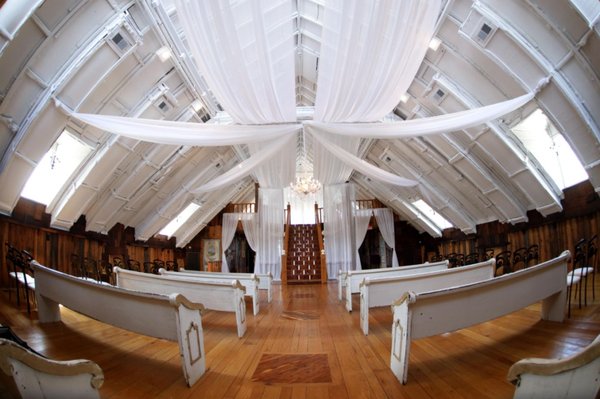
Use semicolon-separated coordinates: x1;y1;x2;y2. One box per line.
507;334;600;399
390;292;416;385
0;337;104;399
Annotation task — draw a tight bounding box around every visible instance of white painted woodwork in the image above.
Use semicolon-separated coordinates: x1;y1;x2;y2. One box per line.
31;261;206;387
159;268;261;316
340;260;450;312
390;250;570;384
507;333;600;399
0;337;103;399
114;267;247;338
359;259;495;335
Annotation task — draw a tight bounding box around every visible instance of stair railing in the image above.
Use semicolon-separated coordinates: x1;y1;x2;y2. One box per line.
314;203;327;282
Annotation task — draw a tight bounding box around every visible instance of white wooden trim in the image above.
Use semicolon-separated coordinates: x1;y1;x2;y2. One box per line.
161;269;261;315
179;268;273;303
344;260;449;312
390;251;570;385
359;259;495;335
507;334;600;399
31;261;206;387
115;267;247;338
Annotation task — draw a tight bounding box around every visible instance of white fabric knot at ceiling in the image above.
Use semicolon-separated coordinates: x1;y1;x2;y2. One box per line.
64;0;535;193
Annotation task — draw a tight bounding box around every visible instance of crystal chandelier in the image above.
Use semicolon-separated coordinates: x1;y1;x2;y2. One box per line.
290;175;321;196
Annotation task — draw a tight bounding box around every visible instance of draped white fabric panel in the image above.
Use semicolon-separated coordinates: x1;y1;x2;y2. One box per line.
323;183;356;279
305;92;535;138
373;208;399;267
240;213;259;253
221;213;240;272
248;132;297;188
68;110;300;146
192;133;296;193
354;209;372;271
257;188;284;280
309;131;359;185
174;0;297;124
314;0;440;122
308;129;417;187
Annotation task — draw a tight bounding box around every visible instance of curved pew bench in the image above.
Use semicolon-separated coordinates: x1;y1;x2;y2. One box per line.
31;261;206;387
390;250;570;385
507;333;600;399
115;267;247;338
179;268;273;303
160;269;261;315
341;260;449;312
0;337;104;399
359;259;495;335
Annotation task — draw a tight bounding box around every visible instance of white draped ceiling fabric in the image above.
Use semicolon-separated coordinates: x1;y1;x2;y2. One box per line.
62;0;539;278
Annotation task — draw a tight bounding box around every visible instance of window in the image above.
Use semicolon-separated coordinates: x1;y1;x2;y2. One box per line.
159;203;201;237
511;109;588;190
21;130;92;205
412;199;453;230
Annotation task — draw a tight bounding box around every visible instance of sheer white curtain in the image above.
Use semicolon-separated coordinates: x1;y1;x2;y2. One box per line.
373;208;399;267
174;0;297;124
248;132;297;189
354;209;372;271
221;213;240;272
314;0;440;122
323;183;356;279
240;213;258;253
257;188;284;280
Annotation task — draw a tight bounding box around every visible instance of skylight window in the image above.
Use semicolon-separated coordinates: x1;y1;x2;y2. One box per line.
21;130;92;205
159;203;201;237
412;199;453;230
511;109;588;190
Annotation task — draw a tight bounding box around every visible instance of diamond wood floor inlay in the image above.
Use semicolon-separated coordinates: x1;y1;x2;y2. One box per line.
251;353;332;384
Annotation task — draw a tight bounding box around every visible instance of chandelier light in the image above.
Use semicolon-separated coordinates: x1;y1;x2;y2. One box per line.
290;175;321;196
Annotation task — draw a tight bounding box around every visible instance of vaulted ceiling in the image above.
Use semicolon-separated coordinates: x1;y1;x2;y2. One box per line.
0;0;598;246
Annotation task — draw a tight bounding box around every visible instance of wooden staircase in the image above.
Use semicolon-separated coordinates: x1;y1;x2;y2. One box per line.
286;224;322;284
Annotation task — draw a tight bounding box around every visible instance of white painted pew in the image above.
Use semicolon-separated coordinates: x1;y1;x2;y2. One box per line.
359;259;495;335
115;267;247;338
160;269;261;315
179;268;273;303
0;337;104;399
341;260;449;312
507;333;600;399
390;251;570;384
31;261;206;387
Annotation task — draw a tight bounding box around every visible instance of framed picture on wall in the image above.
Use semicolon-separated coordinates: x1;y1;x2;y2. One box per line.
202;239;221;271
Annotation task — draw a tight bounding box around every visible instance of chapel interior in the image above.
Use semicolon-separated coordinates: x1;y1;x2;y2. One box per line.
0;0;599;398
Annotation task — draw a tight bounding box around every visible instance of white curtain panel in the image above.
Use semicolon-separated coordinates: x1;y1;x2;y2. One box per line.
323;183;356;279
248;132;297;189
309;130;359;185
373;208;399;267
257;188;284;280
354;209;373;271
305;92;535;139
240;213;259;253
174;0;297;124
192;133;296;193
314;0;440;122
221;213;240;272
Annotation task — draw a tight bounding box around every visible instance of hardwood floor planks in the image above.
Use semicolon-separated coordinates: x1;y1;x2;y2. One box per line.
0;277;598;398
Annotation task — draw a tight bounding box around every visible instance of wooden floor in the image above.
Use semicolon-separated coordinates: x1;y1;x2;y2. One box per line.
1;277;599;398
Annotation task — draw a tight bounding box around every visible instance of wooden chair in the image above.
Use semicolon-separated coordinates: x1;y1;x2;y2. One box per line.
153;259;165;274
83;258;100;282
5;244;20;307
484;248;495;261
430;254;444;262
526;244;539;267
512;247;528;272
143;261;156;274
446;253;464;268
127;259;141;272
568;239;594;308
464;252;479;265
587;235;597;300
494;250;512;276
70;253;84;277
166;260;179;271
97;260;114;284
111;256;125;268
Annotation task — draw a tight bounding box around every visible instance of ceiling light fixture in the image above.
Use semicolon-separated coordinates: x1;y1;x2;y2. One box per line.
428;37;442;51
290;175;321;196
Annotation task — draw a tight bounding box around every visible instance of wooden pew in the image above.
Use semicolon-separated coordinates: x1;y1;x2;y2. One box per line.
160;269;261;315
0;337;104;399
31;261;206;387
179;268;273;303
340;260;449;312
359;259;495;335
114;267;247;338
507;333;600;399
390;251;570;384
